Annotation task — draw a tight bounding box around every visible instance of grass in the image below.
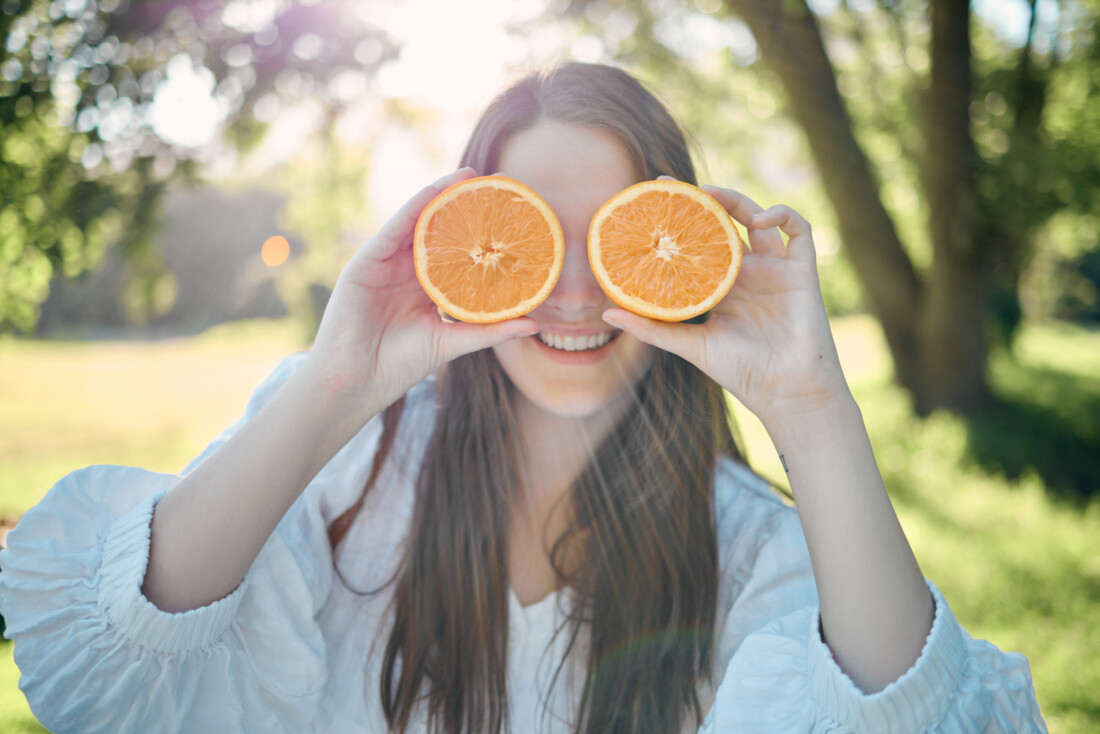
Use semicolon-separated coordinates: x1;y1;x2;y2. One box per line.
1;316;1098;732
0;319;305;519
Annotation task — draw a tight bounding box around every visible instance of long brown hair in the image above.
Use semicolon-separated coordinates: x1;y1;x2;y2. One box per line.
329;63;745;734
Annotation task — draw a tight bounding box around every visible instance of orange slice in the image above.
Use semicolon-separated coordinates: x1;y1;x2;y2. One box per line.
588;180;743;322
413;175;565;323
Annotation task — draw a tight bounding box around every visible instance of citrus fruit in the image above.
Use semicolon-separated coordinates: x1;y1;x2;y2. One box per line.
588;179;743;322
413;175;565;323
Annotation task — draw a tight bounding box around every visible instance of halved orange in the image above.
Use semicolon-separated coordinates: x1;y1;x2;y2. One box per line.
413;175;564;323
588;180;743;322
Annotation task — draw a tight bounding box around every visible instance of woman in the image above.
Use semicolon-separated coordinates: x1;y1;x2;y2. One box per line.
0;62;1044;733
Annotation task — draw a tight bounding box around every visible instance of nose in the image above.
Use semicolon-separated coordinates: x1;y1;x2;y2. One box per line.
543;240;606;315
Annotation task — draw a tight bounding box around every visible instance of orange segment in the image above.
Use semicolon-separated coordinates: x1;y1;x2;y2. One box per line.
588;180;743;322
414;176;564;323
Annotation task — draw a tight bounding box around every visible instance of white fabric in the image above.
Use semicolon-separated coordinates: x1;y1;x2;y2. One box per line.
0;354;1047;733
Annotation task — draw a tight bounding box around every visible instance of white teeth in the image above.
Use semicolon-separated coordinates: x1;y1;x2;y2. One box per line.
537;331;614;351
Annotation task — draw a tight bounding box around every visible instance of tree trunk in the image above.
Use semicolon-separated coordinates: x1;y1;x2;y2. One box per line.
917;0;991;414
729;0;993;415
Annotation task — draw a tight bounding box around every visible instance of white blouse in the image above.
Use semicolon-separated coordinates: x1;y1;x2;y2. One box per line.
0;354;1047;733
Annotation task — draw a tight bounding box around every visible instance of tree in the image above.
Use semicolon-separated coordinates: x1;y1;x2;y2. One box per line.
0;0;396;332
558;0;1100;417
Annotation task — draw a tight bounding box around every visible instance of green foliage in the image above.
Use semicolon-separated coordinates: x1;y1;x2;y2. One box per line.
1;1;169;331
0;0;396;333
0;88;145;332
971;0;1100;331
277;130;371;332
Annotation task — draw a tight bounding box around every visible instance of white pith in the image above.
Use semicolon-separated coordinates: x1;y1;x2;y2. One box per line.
654;234;680;261
470;241;505;266
537;331;615;351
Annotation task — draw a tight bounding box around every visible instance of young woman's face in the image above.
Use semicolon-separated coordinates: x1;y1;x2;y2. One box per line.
491;121;656;419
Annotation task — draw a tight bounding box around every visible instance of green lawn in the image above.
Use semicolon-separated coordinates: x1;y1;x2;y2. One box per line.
1;316;1097;732
0;320;306;519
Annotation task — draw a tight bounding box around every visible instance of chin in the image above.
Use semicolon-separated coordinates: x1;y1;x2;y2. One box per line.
519;383;636;419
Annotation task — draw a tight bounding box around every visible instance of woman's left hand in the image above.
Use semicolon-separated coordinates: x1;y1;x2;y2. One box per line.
601;185;848;428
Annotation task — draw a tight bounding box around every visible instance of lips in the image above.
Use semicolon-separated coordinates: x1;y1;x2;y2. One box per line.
537;330;618;352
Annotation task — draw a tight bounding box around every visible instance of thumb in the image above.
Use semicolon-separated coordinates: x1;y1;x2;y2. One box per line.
436;317;540;361
602;309;704;366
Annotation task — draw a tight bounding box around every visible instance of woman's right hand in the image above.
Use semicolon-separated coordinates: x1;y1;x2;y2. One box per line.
301;167;539;415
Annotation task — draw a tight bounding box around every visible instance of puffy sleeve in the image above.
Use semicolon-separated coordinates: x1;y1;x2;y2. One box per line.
0;353;384;733
700;507;1047;733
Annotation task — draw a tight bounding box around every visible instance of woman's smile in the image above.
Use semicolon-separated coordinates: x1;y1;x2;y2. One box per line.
536;329;619;352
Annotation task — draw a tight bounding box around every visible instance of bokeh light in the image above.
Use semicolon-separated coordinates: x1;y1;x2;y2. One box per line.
261;235;290;267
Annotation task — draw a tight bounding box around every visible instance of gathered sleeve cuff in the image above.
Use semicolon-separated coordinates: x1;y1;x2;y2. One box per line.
806;581;965;729
805;581;1043;732
701;581;1047;733
98;484;246;654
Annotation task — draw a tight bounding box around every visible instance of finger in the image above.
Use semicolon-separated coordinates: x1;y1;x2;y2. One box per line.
701;185;787;256
437;316;540;361
601;308;704;367
362;167;477;262
751;205;817;263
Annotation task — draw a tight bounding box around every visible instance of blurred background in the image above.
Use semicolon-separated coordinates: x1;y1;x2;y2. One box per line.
1;0;1097;731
